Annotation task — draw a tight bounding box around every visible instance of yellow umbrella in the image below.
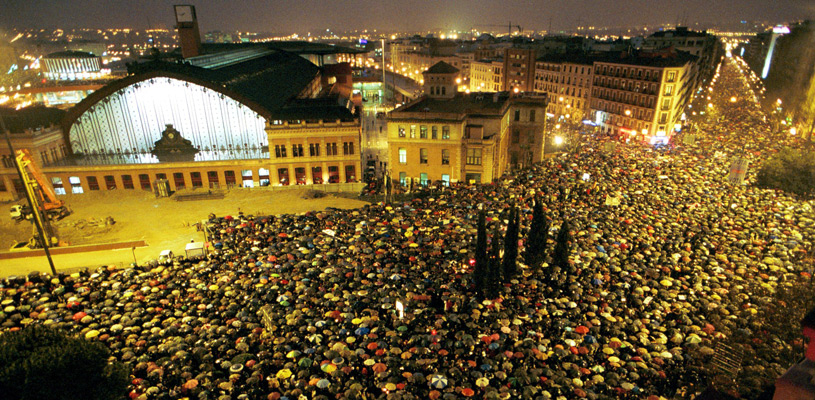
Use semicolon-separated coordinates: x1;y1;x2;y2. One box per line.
276;369;292;379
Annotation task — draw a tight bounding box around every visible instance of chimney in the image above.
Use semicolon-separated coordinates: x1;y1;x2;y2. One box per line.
174;5;202;59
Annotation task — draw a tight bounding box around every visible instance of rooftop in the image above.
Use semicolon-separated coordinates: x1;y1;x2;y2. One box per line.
45;50;97;59
423;61;459;75
0;106;66;133
394;92;512;116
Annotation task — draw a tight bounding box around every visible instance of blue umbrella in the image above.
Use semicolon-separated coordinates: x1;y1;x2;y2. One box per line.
584;335;597;344
488;342;500;350
355;327;370;336
480;364;492;371
592;278;603;286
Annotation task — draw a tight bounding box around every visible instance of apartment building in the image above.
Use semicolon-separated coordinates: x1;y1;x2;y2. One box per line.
470;58;503;92
387;62;547;186
589;51;696;143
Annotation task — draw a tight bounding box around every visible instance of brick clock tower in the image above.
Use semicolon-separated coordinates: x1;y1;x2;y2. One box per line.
174;4;202;59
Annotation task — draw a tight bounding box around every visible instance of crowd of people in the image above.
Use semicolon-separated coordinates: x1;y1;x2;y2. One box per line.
2;58;814;400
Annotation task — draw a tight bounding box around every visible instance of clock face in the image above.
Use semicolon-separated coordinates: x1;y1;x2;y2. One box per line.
168;132;175;139
175;5;194;23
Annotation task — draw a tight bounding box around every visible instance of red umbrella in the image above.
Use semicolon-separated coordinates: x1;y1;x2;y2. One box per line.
575;325;589;335
462;388;475;397
429;390;441;400
367;342;378;350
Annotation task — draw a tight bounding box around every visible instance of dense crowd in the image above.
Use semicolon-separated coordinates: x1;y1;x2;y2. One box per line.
2;58;814;400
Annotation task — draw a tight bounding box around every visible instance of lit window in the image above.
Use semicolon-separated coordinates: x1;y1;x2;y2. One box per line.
399;148;407;164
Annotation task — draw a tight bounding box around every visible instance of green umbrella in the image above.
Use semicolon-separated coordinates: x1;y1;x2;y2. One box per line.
298;357;313;367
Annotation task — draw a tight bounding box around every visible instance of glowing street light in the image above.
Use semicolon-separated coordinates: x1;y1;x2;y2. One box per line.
790;127;797;135
624;109;631;116
554;135;563;145
730;96;737;102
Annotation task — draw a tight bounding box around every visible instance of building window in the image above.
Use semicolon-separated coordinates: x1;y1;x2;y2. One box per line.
667;71;676;82
466;148;482;165
441;149;450;165
662;99;671;111
441;174;450;186
442;126;450;140
190;172;203;188
68;176;83;194
292;144;304;157
343;142;355;155
0;179;6;192
328;166;340;183
295;167;307;185
51;177;66;196
327;143;338;156
398;126;406;137
420;148;428;164
420;173;428;186
512;130;520;144
275;145;287;158
102;175;117;190
410;125;416;138
172;173;185;190
345;165;356;183
312;166;323;184
432;126;438;139
139;174;152;190
241;170;254;188
122;174;135;189
399;148;407;164
399;172;407;186
659;112;668;124
514;110;520;121
664;85;673;96
529;109;535;122
420;126;428;139
278;168;289;185
224;171;236;186
309;143;320;156
87;176;100;191
1;155;12;168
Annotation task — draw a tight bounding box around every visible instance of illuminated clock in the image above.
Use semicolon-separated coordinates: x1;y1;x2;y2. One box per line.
175;5;194;23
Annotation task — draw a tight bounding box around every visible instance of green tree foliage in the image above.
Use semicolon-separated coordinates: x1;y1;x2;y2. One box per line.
0;325;130;400
502;207;520;278
755;148;815;198
473;210;488;295
552;219;571;270
524;198;548;268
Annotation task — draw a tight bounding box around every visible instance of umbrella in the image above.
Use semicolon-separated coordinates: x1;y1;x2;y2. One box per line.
286;350;301;358
356;327;370;336
372;362;387;374
317;379;330;389
462;388;475;397
429;390;441;400
276;369;292;379
430;374;448;389
476;377;490;388
575;326;589;335
183;379;199;390
298;358;312;368
320;363;337;373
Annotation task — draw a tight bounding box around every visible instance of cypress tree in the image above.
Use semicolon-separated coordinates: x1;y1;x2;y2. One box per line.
524;198;549;268
487;223;503;298
502;207;519;278
552;219;571;270
473;210;488;295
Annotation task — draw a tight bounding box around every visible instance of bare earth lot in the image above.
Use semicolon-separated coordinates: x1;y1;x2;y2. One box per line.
0;188;368;276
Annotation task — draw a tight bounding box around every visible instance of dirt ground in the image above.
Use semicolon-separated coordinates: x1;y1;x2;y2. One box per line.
0;188;368;267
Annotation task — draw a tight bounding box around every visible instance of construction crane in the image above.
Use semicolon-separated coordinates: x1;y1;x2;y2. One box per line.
12;149;71;221
8;148;70;250
473;22;523;37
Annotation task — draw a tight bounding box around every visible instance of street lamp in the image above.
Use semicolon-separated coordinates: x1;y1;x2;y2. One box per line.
624;109;631;116
554;135;563;145
730;96;737;102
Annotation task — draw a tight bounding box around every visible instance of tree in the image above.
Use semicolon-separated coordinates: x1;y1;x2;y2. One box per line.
552;219;571;270
755;147;815;198
502;207;520;278
487;223;503;298
473;210;488;295
0;325;130;400
524;198;549;268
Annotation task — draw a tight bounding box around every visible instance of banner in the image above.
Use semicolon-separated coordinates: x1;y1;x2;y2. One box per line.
728;157;749;185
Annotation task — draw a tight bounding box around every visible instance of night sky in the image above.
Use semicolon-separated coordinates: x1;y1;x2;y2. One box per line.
1;0;813;33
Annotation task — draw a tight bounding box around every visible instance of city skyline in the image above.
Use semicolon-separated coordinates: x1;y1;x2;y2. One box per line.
0;0;813;34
